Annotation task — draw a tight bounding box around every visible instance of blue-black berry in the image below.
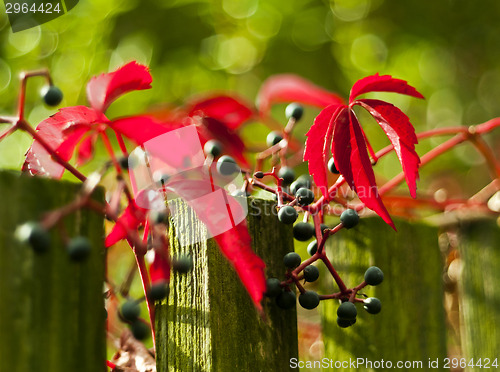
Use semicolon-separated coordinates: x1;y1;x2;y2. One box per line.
337;301;357;319
131;320;150;340
290;175;311;194
295;187;314;206
307;240;318;256
148;281;170;302
285;103;304;121
217;155;239;176
254;171;264;179
265;278;282;297
204;140;222;158
266;131;283;147
67;236;91;262
364;266;384;286
283;252;301;269
328;157;340;174
276;290;296;309
120;300;141;322
337;317;356;328
278;166;295;186
340;209;359;229
15;222;51;254
278;205;298;224
293;222;315;241
363;297;382;314
303;265;320;282
299;291;320;310
172;255;193;273
41;85;63;106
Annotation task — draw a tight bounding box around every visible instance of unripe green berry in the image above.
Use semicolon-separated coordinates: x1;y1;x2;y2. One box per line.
364;297;382;314
293;222;315;241
340;209;359;229
285;103;304;121
299;290;320;309
303;265;320;282
265;278;282;297
276;290;296;309
67;236;91;262
364;266;384;286
295;187;314;206
41;85;63;106
283;252;301;269
337;301;357;319
278;206;298;225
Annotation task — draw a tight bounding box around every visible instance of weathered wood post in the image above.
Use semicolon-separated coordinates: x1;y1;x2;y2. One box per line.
0;171;106;372
320;217;448;371
155;197;299;372
457;219;500;370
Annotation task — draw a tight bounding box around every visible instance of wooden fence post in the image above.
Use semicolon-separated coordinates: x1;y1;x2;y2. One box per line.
458;219;500;370
155;197;299;372
320;217;448;371
0;171;106;372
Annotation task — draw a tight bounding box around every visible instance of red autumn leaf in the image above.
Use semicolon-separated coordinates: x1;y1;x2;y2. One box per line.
110;116;184;146
257;74;345;116
23;106;107;178
86;61;152;113
304;74;423;228
105;200;148;247
188;95;255;130
349;73;425;102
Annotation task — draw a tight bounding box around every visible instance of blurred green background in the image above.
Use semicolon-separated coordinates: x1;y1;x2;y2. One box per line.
1;0;499;363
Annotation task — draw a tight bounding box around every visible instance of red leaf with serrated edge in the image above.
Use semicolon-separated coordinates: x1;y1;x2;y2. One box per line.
349;73;425;103
355;99;420;197
304;104;343;197
23;106;106;178
105;200;148;247
213;222;266;312
344;111;394;228
86;61;152;113
188;95;255;130
257;74;345;116
110;116;184;145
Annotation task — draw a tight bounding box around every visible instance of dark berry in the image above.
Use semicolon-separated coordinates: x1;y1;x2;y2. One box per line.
67;236;91;262
293;222;315;241
120;300;141;322
148;281;169;302
149;210;169;225
283;252;301;269
340;209;359;229
118;156;131;170
337;317;356;328
254;171;264;179
265;278;282;297
337;301;357;319
266;131;283;147
172;255;193;273
295;187;314;206
276;290;296;309
307;241;318;256
303;265;320;282
278;206;298;224
15;222;51;253
204;140;222;158
364;266;384;286
328;157;340;174
320;224;329;234
131;320;150;340
278;166;295;186
299;291;320;310
363;297;382;314
41;85;63;106
285;103;304;121
217;155;239;176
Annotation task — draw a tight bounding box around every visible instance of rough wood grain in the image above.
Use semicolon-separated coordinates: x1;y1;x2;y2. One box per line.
320;217;447;371
156;197;299;372
458;219;500;370
0;171;106;372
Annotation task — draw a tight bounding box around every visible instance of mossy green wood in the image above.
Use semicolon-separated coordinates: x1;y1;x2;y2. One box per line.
458;219;500;370
156;198;299;372
0;171;106;372
320;217;447;371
